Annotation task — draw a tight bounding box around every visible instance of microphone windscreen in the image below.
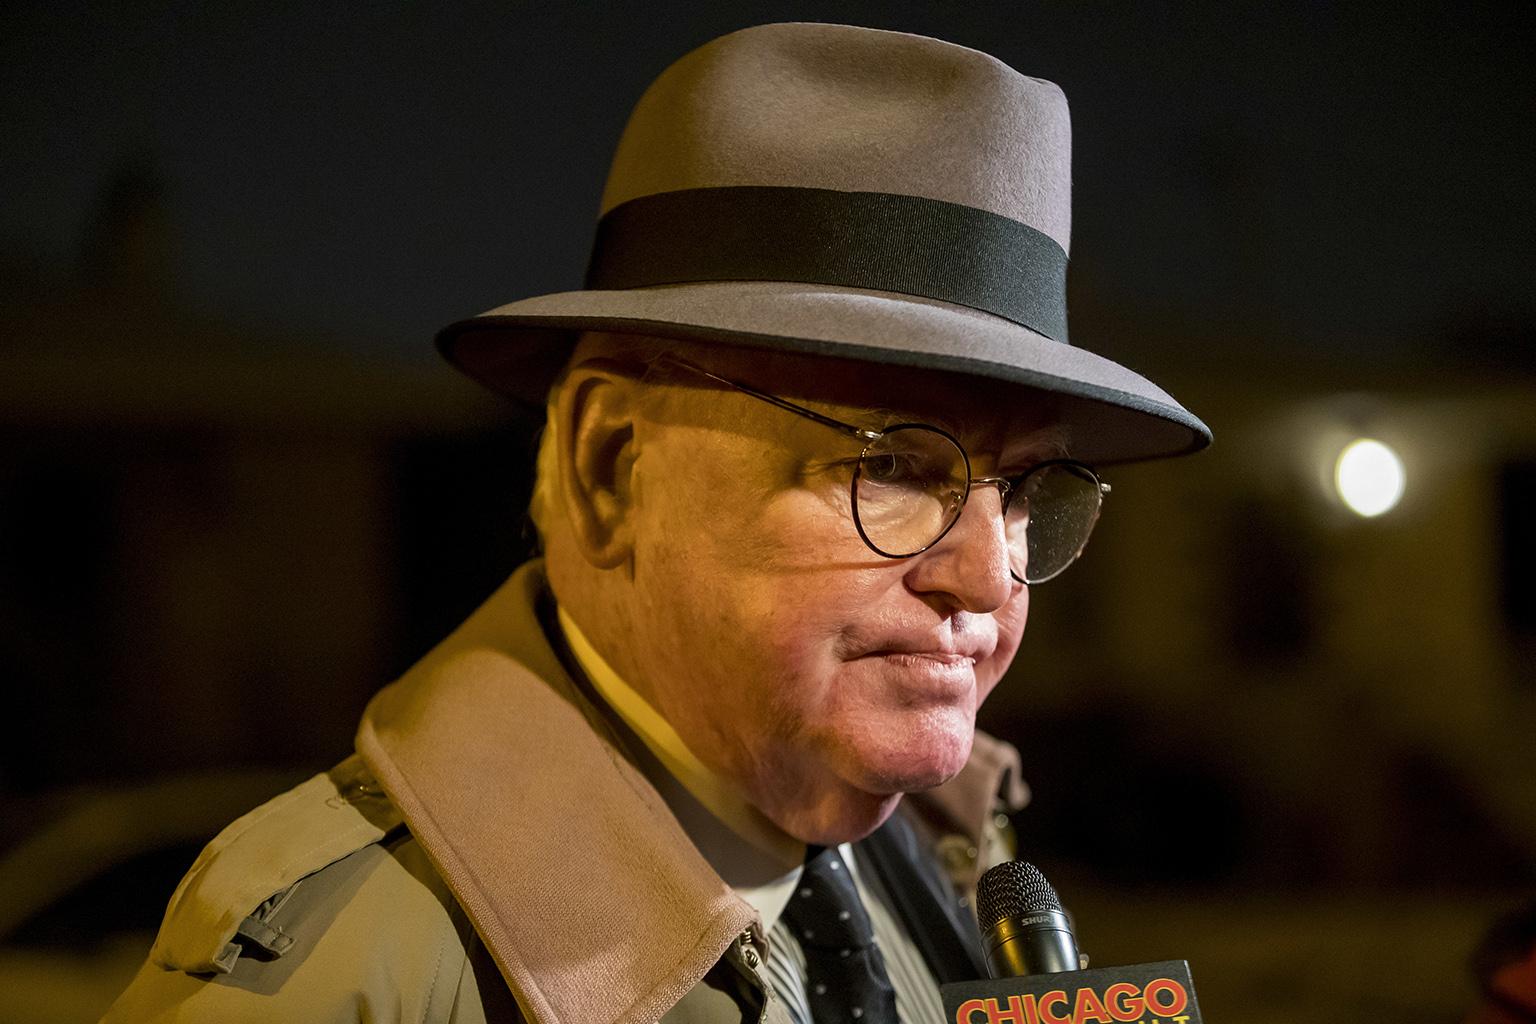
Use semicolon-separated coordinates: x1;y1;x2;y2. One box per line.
975;860;1064;934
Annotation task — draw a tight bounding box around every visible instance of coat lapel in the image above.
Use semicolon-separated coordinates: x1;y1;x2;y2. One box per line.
356;562;755;1024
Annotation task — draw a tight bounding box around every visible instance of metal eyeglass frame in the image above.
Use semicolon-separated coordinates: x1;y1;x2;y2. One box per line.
654;354;1110;584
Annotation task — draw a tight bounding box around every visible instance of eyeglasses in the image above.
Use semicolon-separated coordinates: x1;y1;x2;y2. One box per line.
656;356;1109;584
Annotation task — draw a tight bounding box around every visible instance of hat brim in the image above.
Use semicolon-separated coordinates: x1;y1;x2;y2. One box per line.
436;281;1211;465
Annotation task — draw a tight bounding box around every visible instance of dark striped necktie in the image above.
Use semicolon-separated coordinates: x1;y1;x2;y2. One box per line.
779;846;899;1023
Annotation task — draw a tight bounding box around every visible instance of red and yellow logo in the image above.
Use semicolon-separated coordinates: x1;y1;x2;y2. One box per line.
955;977;1191;1024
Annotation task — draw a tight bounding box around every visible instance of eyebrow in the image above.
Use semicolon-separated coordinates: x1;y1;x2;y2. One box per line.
864;406;931;429
1004;432;1072;467
861;405;985;437
862;406;1071;466
663;355;1076;466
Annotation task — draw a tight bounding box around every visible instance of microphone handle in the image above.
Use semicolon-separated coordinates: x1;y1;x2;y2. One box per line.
983;909;1080;978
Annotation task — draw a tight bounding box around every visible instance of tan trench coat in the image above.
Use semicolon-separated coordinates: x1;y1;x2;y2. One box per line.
103;562;1026;1023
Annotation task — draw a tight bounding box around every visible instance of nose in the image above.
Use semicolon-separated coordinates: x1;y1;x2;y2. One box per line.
903;481;1017;613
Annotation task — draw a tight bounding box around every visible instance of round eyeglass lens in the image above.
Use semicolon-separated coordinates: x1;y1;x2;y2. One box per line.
852;425;969;557
1007;461;1104;583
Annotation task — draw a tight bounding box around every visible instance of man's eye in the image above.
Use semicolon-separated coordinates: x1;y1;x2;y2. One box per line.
863;452;928;485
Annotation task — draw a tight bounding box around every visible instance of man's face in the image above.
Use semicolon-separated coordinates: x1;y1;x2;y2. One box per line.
607;348;1064;845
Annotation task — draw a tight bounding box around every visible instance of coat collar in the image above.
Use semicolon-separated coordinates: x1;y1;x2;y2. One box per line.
356;561;1024;1024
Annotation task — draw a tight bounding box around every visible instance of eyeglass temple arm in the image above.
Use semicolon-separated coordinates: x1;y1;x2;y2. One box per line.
971;472;1112;498
655;354;880;440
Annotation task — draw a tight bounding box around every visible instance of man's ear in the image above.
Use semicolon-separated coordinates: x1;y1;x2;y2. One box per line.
555;362;643;569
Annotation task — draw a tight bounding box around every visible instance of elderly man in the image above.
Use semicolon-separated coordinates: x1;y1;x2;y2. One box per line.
105;21;1208;1024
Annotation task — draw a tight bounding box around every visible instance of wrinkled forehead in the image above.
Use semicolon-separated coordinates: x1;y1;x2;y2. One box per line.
647;340;1070;460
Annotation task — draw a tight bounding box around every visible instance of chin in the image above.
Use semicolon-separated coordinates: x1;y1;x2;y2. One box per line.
845;708;976;795
759;710;978;844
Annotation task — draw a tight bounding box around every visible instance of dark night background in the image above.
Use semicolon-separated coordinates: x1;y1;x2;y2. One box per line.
2;3;1534;1023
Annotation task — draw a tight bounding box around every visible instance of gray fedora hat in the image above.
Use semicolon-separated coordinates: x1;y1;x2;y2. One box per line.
436;22;1211;464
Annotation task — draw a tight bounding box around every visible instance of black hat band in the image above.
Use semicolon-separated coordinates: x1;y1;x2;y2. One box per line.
584;186;1069;344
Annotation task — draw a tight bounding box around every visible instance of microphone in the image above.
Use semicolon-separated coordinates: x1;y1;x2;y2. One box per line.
975;860;1081;978
940;860;1204;1023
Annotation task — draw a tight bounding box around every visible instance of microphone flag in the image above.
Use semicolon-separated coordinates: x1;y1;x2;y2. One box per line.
940;959;1202;1024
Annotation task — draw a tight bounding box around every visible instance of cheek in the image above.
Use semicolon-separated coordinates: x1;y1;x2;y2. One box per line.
726;568;920;765
635;473;887;706
663;466;883;666
750;571;893;702
977;586;1030;703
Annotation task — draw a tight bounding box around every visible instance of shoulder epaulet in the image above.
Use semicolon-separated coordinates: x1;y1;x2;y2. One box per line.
150;754;403;974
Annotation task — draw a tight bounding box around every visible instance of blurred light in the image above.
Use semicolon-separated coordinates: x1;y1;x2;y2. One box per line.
1334;438;1405;517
